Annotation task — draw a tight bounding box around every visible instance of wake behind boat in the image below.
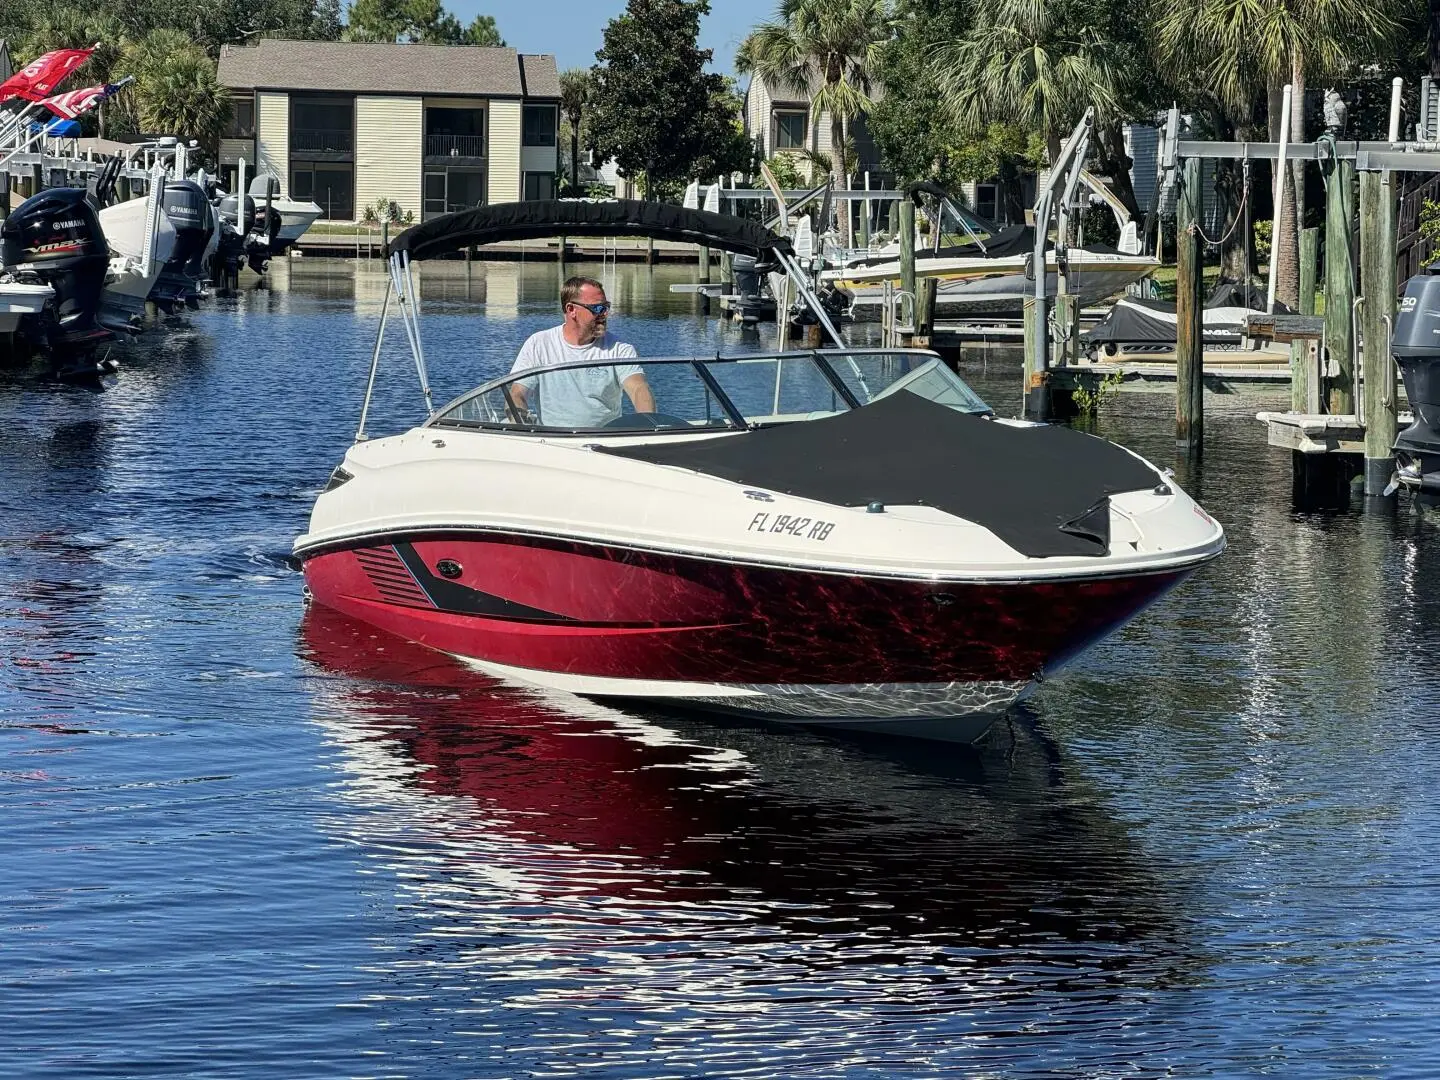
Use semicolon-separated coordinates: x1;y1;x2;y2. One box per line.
294;199;1223;742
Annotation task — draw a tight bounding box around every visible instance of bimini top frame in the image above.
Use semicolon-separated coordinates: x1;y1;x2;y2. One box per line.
357;199;840;441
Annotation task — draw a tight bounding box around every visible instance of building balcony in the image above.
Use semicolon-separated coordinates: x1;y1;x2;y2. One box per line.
425;134;487;159
291;128;353;154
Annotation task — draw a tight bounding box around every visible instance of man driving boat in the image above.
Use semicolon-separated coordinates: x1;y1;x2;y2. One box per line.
508;277;655;427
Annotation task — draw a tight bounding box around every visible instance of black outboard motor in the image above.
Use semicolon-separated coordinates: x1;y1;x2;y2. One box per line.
213;191;256;290
151;180;211;311
0;187;112;352
1392;271;1440;500
728;253;777;325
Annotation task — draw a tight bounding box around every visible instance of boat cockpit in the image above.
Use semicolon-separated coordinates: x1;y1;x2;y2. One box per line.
427;348;994;436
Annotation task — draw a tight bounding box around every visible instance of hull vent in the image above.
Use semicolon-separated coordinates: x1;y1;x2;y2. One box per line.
355;546;433;607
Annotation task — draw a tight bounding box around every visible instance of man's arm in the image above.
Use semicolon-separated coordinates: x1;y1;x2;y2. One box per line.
622;372;655;413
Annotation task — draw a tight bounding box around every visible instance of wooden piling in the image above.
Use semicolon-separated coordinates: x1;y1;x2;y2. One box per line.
1053;292;1079;367
1176;157;1204;450
899;199;916;312
914;276;937;347
1291;227;1319;411
1359;170;1399;496
1324;157;1357;414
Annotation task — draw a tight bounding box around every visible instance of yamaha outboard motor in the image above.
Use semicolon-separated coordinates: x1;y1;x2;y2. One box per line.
0;187;112;352
151;180;211;311
1392;271;1440;500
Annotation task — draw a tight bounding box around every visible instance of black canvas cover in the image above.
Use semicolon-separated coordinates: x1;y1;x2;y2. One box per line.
1082;297;1251;350
388;199;792;261
1083;297;1185;348
599;392;1162;558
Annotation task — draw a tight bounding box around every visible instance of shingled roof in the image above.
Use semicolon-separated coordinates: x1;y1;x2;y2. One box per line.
217;39;559;99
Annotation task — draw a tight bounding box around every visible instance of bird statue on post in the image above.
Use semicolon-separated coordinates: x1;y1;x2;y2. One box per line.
1323;89;1349;135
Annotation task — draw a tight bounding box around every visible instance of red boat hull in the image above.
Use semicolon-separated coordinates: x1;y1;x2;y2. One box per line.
301;532;1190;691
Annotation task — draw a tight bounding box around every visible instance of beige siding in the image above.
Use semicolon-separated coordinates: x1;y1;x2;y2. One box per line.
488;99;521;202
356;95;422;223
218;137;254;167
745;80;772;151
256;91;288;185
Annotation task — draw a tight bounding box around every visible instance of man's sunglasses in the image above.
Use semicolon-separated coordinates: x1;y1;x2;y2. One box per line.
568;301;610;316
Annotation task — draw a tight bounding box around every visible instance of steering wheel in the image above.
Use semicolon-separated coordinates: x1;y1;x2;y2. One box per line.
602;412;692;430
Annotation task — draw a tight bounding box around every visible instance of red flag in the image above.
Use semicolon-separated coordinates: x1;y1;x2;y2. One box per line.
40;81;127;121
0;46;96;103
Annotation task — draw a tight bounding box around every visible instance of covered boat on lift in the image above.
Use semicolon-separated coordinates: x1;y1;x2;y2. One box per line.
294;199;1224;742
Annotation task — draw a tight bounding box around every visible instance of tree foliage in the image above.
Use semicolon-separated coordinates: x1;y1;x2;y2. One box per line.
342;0;502;44
588;0;750;197
737;0;891;234
559;67;593;193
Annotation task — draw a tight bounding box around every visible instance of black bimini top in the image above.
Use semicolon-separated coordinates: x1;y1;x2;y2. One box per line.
599;392;1163;558
388;199;793;262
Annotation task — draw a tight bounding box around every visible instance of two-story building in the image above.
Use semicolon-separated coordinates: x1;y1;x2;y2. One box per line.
742;74;887;186
216;39;560;222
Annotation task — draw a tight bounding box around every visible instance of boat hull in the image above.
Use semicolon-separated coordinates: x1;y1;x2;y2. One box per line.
301;531;1194;740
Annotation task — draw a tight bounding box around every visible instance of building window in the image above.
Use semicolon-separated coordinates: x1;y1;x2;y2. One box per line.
292;160;354;220
522;105;557;147
224;95;255;139
290;96;354;154
974;184;999;223
524;171;555;201
424;167;487;219
774;110;807;150
425;107;485;157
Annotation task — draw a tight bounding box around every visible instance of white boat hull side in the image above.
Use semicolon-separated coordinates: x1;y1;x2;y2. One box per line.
0;282;54;333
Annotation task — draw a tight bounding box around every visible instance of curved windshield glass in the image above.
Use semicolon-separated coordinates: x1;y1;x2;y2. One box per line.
428;349;991;435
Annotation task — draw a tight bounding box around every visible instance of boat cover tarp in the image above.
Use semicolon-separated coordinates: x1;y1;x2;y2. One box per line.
1082;296;1249;349
388;199;793;262
599;391;1161;558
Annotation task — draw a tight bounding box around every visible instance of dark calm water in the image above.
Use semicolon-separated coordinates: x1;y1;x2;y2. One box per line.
4;258;1440;1078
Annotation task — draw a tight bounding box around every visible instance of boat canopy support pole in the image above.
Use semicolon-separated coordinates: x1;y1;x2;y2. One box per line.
389;251;435;417
356;277;393;442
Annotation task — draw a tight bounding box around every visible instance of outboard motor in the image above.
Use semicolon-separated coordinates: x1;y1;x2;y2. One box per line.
151;180;211;311
0;187;112;352
214;191;256;290
1392;271;1440;500
728;253;777;325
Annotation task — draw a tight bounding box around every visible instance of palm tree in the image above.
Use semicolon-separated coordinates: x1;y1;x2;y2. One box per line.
126;30;232;149
929;0;1135;186
559;68;592;195
737;0;892;242
1154;0;1403;307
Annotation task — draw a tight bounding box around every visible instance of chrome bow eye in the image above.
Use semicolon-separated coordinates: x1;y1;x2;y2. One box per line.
436;559;463;579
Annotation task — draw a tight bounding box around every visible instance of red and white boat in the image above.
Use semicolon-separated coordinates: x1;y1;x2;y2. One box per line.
295;200;1224;742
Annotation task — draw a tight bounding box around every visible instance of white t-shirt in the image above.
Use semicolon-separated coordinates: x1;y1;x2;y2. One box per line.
509;326;643;428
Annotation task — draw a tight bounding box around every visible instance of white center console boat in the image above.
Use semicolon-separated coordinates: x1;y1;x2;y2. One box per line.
294;200;1224;742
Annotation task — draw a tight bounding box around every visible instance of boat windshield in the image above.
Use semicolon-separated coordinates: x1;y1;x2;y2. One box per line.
429;349;992;435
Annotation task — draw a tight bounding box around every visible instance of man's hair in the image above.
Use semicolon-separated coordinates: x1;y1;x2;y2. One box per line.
561;276;605;311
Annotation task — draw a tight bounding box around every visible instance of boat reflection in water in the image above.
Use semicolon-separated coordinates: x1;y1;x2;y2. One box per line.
299;604;1204;1062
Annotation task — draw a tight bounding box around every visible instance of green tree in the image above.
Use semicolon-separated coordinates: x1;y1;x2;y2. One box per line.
559;67;592;194
588;0;750;198
463;14;503;45
1154;0;1404;306
737;0;892;239
343;0;497;44
125;29;232;147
